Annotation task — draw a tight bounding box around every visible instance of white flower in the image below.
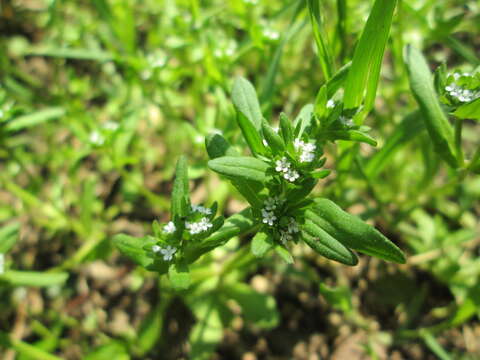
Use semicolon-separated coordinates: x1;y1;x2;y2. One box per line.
186;217;213;234
445;83;479;103
279;231;292;245
339;116;353;126
261;209;277;226
163;221;176;234
160;245;177;261
0;253;4;274
152;245;161;252
294;138;316;163
283;169;300;182
263;28;279;41
275;157;290;172
103;121;119;131
89;131;104;146
264;197;280;211
326;99;335;108
191;205;212;215
287;218;299;234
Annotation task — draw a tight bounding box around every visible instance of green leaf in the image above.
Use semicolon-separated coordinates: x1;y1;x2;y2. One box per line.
188;295;224;360
274;245;294;264
0;271;68;287
279;113;294;145
343;0;397;113
136;304;163;356
0;331;63;360
84;341;130;360
171;156;190;218
232;77;265;155
223;283;279;329
326;62;351;98
208;156;269;183
0;222;20;253
307;0;334;80
205;133;239;159
366;111;425;178
232;77;262;130
307;198;406;263
231;179;264;208
113;234;155;268
324;130;377;146
302;218;359;266
343;0;397;112
293;104;314;138
405;45;458;168
454;98;480;120
251;232;273;258
5;107;65;132
168;263;191;290
261;119;285;154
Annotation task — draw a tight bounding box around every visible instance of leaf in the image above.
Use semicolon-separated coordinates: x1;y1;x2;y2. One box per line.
324;130;377;146
5;107;65;132
188;295;224;360
302;219;359;266
279;113;294;145
171;156;190;218
405;45;458;168
261;119;285;154
232;77;262;130
223;283;279;329
421;331;453;360
205;133;238;159
208;156;269;183
136;304;163;356
307;198;406;263
251;232;273;258
274;245;294;264
307;0;334;80
366;111;425;178
84;341;130;360
25;47;113;62
0;271;68;287
319;283;352;313
293;104;314;138
231;179;264;208
0;331;63;360
454;98;480;120
232;77;265;155
343;0;397;113
113;234;155;268
0;222;20;254
168;262;191;290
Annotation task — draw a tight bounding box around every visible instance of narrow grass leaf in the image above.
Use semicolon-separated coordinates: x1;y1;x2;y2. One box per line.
171;156;190;218
0;270;68;287
0;223;20;254
343;0;397;112
6;107;65;132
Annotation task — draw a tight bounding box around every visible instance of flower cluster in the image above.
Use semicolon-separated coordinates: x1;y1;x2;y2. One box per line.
279;218;300;245
294;139;316;163
152;245;177;261
186;217;213;234
261;197;284;226
275;157;300;182
445;84;478;103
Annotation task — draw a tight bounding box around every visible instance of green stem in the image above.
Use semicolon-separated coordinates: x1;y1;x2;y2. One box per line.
454;117;464;166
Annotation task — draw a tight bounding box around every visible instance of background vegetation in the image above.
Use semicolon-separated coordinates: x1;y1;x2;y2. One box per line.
0;0;479;359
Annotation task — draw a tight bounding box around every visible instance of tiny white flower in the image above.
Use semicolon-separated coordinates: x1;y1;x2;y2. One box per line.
275;157;290;173
264;197;277;211
191;205;212;215
263;28;280;41
326;99;335;108
89;131;104;146
0;253;4;274
293;138;305;151
186;217;212;234
339;116;353;126
152;245;161;252
261;209;277;226
163;221;176;234
160;245;177;261
283;169;300;182
103;121;119;131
